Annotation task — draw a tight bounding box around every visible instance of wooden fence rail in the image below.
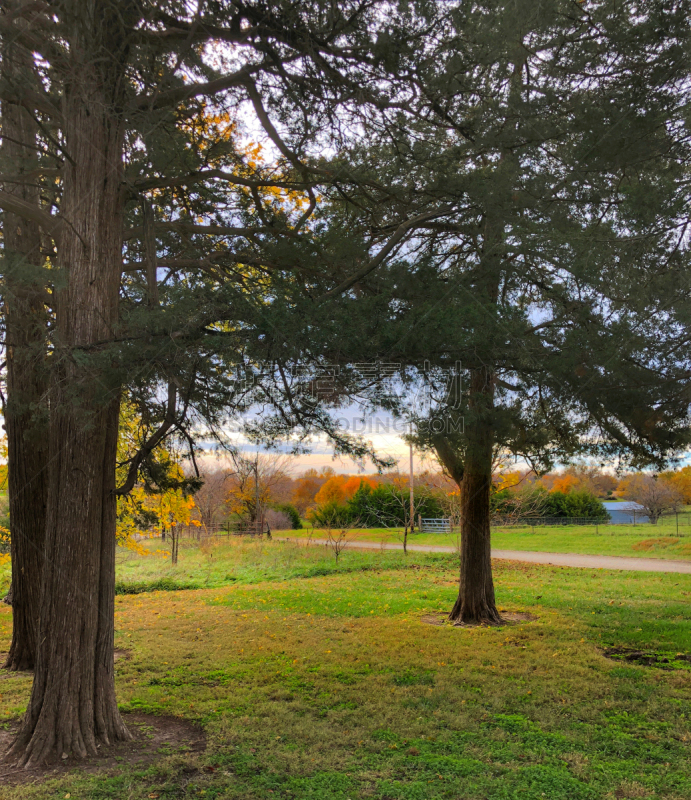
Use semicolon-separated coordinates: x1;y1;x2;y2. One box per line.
134;521;271;541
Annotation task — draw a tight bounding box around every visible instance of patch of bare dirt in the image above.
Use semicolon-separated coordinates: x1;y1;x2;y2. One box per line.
0;713;206;786
603;646;691;669
421;611;537;628
114;647;131;662
0;655;31;681
631;537;679;552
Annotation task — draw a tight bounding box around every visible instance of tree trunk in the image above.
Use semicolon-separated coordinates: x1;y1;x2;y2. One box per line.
169;526;179;565
6;8;132;762
1;19;49;671
448;367;501;625
7;395;130;765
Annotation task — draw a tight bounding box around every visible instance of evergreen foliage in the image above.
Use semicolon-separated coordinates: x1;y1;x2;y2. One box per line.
492;487;609;520
310;483;445;528
1;0;691;760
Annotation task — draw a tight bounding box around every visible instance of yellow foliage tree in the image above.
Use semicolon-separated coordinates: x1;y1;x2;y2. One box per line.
550;474;582;494
128;470;200;565
659;466;691;504
115;403;199;556
146;480;198;531
494;470;524;492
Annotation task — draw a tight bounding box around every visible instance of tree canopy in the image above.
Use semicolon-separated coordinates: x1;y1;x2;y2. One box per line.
1;0;690;762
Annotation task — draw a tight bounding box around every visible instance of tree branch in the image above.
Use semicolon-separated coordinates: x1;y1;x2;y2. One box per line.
0;190;63;239
122;254;286;275
136;63;265;110
0;168;61;183
318;208;454;301
114;382;177;497
243;77;305;171
132;169;315;192
0;19;68;75
123;221;270;241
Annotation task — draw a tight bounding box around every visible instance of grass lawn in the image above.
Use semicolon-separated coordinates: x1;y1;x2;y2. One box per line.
1;537;691;799
280;520;691;561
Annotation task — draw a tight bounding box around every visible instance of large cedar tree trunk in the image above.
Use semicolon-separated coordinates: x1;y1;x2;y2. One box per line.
448;367;501;625
1;20;50;671
6;6;133;765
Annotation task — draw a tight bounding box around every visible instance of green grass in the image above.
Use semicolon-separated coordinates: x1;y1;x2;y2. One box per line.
3;518;690;601
490;523;691;559
2;538;691;799
283;519;691;560
112;537;451;593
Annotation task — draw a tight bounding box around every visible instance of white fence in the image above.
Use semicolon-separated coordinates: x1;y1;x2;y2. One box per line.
420;518;452;533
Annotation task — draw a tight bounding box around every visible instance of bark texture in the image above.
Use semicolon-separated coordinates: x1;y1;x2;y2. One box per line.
448;367;502;625
1;16;49;671
6;3;134;765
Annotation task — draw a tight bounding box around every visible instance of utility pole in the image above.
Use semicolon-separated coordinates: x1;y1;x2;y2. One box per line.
255;452;260;535
409;429;414;532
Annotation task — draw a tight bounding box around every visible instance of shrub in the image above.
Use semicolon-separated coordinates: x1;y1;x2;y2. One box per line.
274;503;303;529
545;489;609;519
492;486;609;520
114;577;201;595
264;509;292;530
346;483;445;528
308;499;353;528
309;483;446;529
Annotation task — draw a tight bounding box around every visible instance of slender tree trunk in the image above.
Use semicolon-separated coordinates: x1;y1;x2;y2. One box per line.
1;18;49;671
6;6;133;763
171;526;179;565
448;367;501;625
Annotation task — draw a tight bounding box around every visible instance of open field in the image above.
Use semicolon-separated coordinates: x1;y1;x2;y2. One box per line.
1;537;691;799
281;521;691;561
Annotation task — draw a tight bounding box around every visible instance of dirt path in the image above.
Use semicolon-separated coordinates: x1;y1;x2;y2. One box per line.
278;537;691;574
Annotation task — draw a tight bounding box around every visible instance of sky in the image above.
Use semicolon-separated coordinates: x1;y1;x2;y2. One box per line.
202;399;691;478
200;403;433;476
